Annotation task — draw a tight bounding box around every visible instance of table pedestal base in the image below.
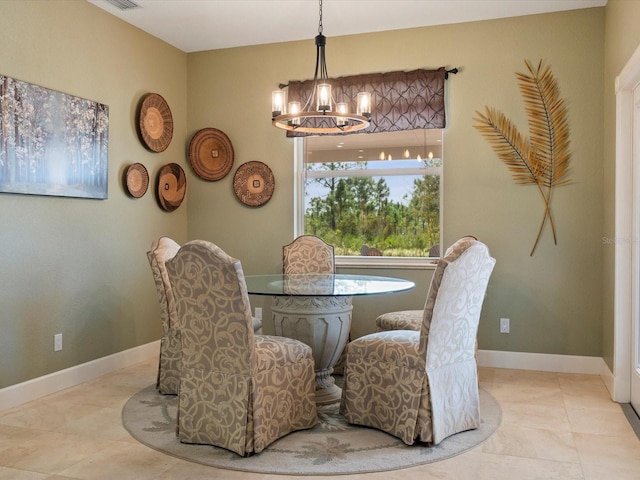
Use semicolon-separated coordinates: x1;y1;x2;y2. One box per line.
271;295;352;405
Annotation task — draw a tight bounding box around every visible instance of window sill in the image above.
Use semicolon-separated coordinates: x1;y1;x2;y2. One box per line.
335;256;438;270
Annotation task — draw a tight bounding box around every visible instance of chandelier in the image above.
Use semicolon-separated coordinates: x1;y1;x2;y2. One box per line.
271;0;372;134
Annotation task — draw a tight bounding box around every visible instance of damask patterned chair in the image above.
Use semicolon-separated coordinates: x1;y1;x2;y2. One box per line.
340;237;495;446
282;235;349;374
148;236;263;395
283;235;335;274
166;240;317;456
375;236;477;332
147;236;181;395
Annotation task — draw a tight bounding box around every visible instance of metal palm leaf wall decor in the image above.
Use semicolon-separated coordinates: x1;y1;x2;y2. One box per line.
473;60;571;256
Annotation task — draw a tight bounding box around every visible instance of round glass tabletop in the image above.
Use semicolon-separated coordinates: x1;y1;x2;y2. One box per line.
244;273;415;297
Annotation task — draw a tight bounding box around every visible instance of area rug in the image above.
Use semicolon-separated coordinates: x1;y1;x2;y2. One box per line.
122;385;501;475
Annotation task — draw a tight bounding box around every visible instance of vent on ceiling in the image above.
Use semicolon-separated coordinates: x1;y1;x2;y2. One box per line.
104;0;140;10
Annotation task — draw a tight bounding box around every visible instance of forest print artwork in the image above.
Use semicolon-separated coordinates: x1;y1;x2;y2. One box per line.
0;75;109;199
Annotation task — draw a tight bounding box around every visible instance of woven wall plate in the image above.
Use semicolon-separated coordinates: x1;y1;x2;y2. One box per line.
139;93;173;152
233;161;275;207
125;163;149;198
157;163;186;212
188;128;234;181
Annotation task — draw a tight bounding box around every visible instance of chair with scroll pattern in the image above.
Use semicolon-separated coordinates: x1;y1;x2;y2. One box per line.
147;236;182;395
283;235;335;275
340;237;495;446
283;235;348;372
148;237;262;395
166;240;317;456
375;236;477;333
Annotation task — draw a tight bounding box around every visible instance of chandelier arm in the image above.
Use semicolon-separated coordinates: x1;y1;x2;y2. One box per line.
321;45;328;80
314;36;323;82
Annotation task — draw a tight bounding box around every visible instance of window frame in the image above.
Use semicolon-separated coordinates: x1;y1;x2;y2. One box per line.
293;132;443;269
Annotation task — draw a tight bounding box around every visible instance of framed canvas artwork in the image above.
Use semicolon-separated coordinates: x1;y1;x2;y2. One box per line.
0;75;109;199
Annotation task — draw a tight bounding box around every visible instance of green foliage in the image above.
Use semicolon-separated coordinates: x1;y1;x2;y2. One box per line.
305;165;440;257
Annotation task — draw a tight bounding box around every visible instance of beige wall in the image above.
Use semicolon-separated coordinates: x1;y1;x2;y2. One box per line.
0;1;187;388
602;0;640;370
187;8;606;354
3;1;630;390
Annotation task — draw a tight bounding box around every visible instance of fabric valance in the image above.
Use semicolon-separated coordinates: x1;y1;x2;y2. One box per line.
285;67;447;137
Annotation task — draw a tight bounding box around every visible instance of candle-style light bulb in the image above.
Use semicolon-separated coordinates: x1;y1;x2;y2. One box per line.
357;92;371;118
336;102;348;127
317;83;332;112
272;90;285;117
288;101;301;127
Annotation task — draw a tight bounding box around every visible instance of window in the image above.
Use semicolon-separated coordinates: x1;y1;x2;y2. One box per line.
295;129;443;266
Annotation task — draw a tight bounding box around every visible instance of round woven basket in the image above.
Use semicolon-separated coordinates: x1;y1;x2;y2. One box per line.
139;93;173;152
124;163;149;198
157;163;186;211
188;128;234;181
233;161;275;207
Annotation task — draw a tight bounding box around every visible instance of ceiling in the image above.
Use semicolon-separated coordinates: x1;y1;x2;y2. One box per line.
87;0;606;151
87;0;606;53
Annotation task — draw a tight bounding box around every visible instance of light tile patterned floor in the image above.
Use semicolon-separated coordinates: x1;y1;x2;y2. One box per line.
0;358;639;479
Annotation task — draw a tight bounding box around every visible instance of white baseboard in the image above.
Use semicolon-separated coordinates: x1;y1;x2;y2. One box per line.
0;346;616;412
0;340;160;412
479;349;621;400
600;364;616;399
478;349;608;375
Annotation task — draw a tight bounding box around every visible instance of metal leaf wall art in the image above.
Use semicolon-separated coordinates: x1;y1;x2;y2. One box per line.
473;60;571;256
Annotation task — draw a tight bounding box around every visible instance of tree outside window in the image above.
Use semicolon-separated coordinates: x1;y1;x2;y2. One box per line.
297;129;443;258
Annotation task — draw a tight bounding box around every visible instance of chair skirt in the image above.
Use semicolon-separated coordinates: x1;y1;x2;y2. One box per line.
339;330;434;445
157;330;181;395
178;335;317;456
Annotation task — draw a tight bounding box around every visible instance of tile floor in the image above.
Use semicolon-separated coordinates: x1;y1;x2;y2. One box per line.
0;357;639;479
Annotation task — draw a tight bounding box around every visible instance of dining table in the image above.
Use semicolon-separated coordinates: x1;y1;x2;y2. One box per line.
244;273;415;405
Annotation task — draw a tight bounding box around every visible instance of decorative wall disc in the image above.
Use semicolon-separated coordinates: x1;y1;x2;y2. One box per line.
157;163;186;212
188;128;234;181
139;93;173;152
125;163;149;198
233;161;275;207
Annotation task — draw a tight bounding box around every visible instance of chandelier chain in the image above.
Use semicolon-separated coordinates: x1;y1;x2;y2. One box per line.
318;0;323;35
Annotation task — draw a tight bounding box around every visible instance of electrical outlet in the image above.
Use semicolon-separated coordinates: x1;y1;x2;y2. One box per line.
500;318;510;334
255;307;263;320
54;333;63;351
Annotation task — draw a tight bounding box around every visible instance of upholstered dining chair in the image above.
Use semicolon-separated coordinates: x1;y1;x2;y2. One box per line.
283;235;335;274
147;236;182;395
375;236;477;333
340;237;495;446
166;240;317;456
282;235;350;374
148;237;263;395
